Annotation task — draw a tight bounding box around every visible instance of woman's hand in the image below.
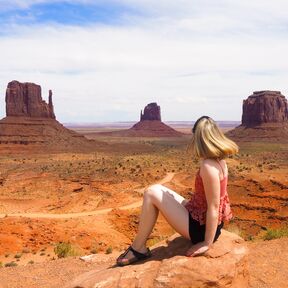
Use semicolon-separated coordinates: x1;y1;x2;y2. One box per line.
186;241;210;257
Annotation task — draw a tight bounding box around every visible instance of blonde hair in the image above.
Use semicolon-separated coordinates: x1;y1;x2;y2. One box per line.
187;116;239;159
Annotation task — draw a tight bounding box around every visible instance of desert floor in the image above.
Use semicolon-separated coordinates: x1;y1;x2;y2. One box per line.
0;126;287;275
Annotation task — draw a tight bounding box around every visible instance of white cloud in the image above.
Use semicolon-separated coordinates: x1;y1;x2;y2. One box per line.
0;1;288;122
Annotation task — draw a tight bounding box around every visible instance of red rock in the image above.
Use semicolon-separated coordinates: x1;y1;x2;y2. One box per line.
140;102;161;121
0;80;102;152
94;103;184;137
248;236;288;288
68;230;249;288
242;91;288;126
5;80;55;119
227;91;288;141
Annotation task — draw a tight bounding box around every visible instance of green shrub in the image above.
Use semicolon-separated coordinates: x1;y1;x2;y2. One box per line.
90;248;98;254
5;262;17;267
54;242;79;258
14;253;22;259
106;246;113;254
263;227;288;240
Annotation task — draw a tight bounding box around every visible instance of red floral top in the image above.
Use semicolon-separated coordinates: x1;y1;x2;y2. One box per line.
184;170;233;225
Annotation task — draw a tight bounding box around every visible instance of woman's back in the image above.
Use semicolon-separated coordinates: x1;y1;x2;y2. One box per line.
184;159;233;225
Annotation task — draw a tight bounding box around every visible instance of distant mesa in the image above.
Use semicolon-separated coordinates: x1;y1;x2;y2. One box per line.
227;90;288;141
95;102;184;137
0;80;99;152
242;91;288;126
140;102;161;121
6;80;56;119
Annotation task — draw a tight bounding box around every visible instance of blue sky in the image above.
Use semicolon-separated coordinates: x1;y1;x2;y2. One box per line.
0;0;288;122
0;1;141;27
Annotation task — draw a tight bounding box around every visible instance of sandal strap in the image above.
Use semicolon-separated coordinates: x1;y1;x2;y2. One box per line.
118;246;132;259
129;246;151;260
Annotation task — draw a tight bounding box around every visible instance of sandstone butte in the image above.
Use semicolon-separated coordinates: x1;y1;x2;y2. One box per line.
0;80;101;152
6;80;56;119
227;90;288;141
95;102;184;137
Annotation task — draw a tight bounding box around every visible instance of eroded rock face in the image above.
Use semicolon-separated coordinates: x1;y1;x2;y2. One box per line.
242;91;288;126
140;102;161;121
68;230;249;288
5;80;56;119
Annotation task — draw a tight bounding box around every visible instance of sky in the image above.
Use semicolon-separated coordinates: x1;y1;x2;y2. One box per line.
0;0;288;122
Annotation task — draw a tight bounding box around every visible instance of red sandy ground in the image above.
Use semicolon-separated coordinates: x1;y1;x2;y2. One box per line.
0;132;287;287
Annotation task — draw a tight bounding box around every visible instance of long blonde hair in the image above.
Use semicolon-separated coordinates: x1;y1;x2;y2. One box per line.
187;116;238;159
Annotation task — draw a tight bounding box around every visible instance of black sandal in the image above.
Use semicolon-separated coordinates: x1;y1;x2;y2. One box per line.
116;245;152;266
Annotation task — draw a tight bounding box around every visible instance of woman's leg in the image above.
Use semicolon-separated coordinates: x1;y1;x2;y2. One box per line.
130;184;190;253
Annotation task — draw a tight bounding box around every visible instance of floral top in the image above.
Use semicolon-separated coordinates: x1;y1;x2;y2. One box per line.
184;169;233;225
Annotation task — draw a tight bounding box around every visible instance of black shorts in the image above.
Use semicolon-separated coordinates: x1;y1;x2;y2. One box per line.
188;212;224;244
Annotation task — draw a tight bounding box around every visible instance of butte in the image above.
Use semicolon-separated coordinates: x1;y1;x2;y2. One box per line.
227;90;288;141
0;80;100;152
97;102;184;137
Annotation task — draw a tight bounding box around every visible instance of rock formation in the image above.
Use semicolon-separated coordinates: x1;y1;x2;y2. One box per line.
68;230;249;288
0;80;100;152
94;102;184;137
242;91;288;126
6;80;56;119
227;90;288;141
140;102;161;121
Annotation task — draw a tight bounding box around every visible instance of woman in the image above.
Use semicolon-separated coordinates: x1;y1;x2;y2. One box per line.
116;116;238;266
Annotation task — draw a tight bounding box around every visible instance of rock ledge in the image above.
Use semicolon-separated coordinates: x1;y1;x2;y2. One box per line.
68;229;249;288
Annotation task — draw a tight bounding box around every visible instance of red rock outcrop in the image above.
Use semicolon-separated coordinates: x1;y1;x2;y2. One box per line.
227;91;288;141
6;81;55;119
0;81;101;152
93;103;184;137
242;91;288;126
68;230;249;288
140;102;161;121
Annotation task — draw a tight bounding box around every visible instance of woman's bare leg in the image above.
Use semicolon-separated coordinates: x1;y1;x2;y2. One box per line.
130;184;190;254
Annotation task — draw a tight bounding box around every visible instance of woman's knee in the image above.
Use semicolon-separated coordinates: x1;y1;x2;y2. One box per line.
144;184;164;200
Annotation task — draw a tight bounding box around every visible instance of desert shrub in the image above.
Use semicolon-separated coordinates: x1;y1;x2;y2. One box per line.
28;260;34;265
263;227;288;240
14;253;22;259
5;262;17;267
0;262;2;268
106;246;113;254
54;242;79;258
90;248;98;254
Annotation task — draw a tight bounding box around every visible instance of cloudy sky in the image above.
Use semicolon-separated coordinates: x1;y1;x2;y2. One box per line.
0;0;288;122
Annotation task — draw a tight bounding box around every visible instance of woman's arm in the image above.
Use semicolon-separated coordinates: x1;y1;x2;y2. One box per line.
201;160;220;245
186;160;220;256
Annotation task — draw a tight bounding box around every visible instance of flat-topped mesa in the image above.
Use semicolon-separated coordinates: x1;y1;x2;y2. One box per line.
5;80;56;119
242;90;288;126
140;102;161;121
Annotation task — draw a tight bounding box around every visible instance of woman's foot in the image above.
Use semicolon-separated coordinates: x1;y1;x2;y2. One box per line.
116;245;152;266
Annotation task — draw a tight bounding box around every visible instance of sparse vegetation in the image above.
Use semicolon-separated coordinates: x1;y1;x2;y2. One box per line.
54;242;79;258
5;262;18;267
90;248;98;254
262;227;288;240
106;246;113;254
14;253;22;259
